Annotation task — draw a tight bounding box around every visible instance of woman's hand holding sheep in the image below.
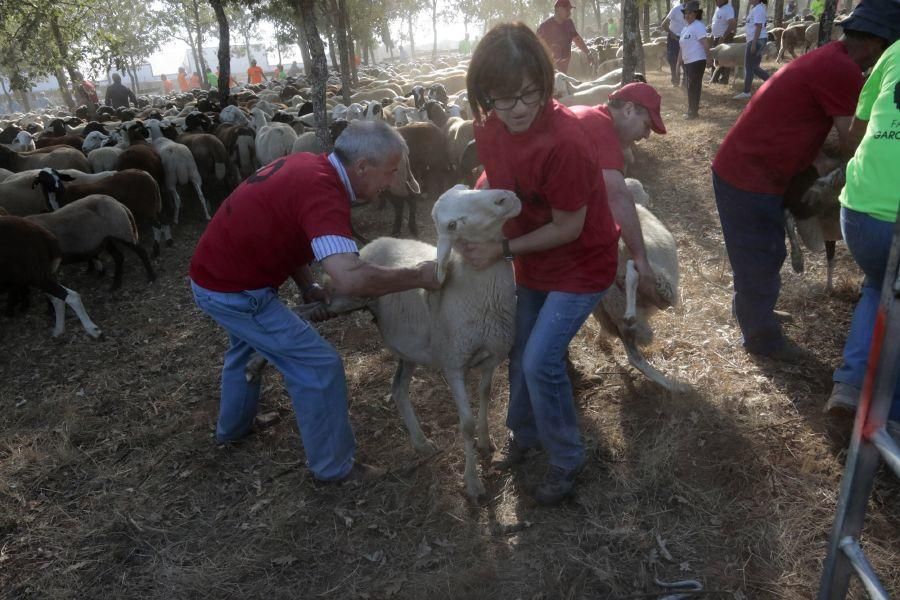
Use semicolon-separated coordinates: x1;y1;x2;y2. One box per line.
458;241;503;270
416;261;443;290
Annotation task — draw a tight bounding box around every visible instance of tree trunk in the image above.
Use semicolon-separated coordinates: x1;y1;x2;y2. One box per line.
15;89;31;112
407;14;416;57
298;0;331;153
432;0;438;60
342;1;358;84
593;0;604;30
733;0;742;21
331;0;353;104
622;0;644;81
0;77;13;112
817;0;838;45
210;0;231;104
293;6;313;74
192;0;209;85
129;60;141;94
49;16;87;114
325;21;339;70
53;68;76;109
774;0;785;26
642;2;651;40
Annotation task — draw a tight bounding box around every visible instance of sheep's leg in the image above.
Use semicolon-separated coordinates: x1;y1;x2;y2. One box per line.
163;224;174;248
475;362;497;458
245;351;268;383
43;283;101;339
783;210;804;273
390;195;403;237
624;259;639;328
444;368;485;500
192;175;212;221
170;186;182;225
825;240;836;293
620;332;688;392
407;195;419;238
151;224;162;258
106;240;125;290
123;241;157;283
392;360;437;454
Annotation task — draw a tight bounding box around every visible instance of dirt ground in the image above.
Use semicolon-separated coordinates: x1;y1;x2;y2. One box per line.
2;65;899;600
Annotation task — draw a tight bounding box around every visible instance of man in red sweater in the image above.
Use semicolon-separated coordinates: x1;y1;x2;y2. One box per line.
537;0;595;73
190;121;439;483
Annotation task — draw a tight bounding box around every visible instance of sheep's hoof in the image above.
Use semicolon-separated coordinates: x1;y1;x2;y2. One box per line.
477;439;495;459
412;437;439;456
465;477;486;501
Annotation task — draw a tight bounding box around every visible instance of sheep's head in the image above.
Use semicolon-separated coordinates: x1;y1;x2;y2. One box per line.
122;120;149;142
12;131;34;152
82;130;110;152
32;168;74;211
432;185;522;283
624;178;650;206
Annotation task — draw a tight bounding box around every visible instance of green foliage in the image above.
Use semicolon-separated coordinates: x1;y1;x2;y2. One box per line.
88;0;170;74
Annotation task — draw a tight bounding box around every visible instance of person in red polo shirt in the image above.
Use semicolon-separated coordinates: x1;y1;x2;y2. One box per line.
570;82;669;305
460;23;618;505
537;0;595;74
711;0;895;362
189;121;440;484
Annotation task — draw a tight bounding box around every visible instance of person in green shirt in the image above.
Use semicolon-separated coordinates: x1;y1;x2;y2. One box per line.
608;19;618;37
459;33;472;55
206;67;218;89
827;36;900;420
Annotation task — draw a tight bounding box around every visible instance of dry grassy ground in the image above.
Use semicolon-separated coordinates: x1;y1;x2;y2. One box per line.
2;66;899;600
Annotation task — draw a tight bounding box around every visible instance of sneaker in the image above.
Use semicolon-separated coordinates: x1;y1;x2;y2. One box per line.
825;382;861;415
492;436;539;472
533;463;584;506
337;462;386;484
733;92;752;99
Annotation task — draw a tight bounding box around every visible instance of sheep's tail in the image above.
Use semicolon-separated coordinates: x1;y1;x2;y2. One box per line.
125;205;139;243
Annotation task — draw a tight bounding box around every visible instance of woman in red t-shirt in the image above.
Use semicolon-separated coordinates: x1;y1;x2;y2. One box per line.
461;22;620;505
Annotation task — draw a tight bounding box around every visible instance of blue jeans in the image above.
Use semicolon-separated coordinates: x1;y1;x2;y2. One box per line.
713;171;787;355
833;208;900;419
507;285;604;471
743;40;770;94
190;280;355;480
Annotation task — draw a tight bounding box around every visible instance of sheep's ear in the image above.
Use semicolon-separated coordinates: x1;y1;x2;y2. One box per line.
402;153;420;195
435;234;452;285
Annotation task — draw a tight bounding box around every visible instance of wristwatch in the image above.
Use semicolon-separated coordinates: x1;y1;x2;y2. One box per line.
502;239;515;262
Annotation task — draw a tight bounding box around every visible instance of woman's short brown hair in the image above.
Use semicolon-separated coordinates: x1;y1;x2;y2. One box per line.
466;22;555;122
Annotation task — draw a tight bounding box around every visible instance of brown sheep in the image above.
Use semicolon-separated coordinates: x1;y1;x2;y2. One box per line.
0;145;90;173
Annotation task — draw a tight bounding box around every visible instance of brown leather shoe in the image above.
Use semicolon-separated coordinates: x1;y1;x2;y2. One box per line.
338;462;386;483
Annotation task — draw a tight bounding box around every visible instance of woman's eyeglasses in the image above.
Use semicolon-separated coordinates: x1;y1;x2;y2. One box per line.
487;88;543;111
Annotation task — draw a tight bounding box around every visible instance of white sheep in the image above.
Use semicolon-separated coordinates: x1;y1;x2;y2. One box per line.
558;83;621;107
144;119;211;223
590;180;683;391
255;122;298;166
11;131;35;152
220;105;251;127
341;186;522;499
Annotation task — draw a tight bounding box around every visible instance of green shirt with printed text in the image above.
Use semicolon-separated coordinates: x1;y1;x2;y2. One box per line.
840;40;900;223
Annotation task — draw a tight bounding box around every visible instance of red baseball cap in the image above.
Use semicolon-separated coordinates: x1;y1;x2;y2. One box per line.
555;0;575;8
608;82;667;134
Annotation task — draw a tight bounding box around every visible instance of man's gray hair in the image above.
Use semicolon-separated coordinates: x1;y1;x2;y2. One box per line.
333;120;408;166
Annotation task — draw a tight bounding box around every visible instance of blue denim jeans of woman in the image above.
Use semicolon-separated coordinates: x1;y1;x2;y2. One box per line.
190;280;356;480
743;40;770;94
713;171;787;355
833;208;900;420
506;285;604;472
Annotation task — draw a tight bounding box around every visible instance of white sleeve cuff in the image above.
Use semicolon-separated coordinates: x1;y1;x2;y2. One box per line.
311;235;359;262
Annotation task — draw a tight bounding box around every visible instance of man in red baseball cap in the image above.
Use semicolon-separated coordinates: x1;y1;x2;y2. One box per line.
570;81;669;306
537;0;596;73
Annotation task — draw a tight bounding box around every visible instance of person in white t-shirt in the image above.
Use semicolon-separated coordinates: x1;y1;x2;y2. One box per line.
660;0;687;86
710;0;737;83
677;1;711;118
734;0;770;98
